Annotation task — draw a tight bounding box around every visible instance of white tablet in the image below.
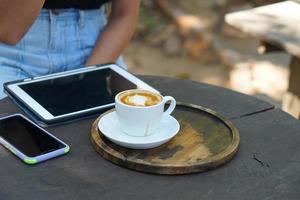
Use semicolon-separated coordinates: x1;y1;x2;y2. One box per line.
4;64;159;124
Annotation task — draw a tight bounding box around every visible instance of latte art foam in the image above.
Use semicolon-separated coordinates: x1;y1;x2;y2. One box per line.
128;95;148;106
119;91;162;107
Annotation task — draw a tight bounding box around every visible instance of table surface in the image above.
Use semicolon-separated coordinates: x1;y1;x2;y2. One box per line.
0;76;300;200
225;0;300;57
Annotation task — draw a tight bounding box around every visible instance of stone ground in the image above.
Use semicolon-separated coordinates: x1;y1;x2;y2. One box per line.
123;0;291;110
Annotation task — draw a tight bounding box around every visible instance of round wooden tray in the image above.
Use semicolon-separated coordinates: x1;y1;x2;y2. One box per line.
90;102;240;175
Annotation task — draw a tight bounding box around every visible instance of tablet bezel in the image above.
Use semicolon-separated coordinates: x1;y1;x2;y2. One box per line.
5;64;159;122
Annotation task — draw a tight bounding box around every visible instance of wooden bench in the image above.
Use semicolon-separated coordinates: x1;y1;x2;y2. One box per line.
225;0;300;119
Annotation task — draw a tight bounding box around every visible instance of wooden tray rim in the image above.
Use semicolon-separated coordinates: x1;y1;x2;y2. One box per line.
91;102;240;174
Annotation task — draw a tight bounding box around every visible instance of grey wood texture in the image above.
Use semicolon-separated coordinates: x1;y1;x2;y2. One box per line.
141;76;274;120
1;76;299;200
226;1;300;57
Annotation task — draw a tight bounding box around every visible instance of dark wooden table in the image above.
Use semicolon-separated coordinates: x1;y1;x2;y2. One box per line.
225;0;300;119
0;76;300;200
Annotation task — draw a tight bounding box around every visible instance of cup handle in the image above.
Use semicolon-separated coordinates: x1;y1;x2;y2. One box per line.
162;96;176;116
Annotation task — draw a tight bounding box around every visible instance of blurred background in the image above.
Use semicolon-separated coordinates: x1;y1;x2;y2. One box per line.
123;0;291;111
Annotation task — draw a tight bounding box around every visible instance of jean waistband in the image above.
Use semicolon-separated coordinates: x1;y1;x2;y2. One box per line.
39;7;106;20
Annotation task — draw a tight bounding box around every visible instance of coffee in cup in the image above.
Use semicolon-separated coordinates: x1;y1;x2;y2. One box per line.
115;89;176;137
118;90;162;107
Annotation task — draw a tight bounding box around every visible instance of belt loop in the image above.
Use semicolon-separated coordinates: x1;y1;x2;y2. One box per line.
103;3;111;15
48;9;55;73
49;9;54;22
79;10;85;29
52;9;59;15
49;10;55;47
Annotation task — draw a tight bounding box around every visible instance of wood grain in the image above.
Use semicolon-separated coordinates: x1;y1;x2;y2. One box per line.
90;103;240;175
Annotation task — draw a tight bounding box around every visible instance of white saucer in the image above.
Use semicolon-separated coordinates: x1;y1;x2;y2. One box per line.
98;111;180;149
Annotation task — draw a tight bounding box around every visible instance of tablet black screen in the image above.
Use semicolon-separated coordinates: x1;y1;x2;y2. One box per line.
19;68;137;116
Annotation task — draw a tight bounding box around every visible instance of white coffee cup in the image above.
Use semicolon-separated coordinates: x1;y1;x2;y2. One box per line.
115;89;176;137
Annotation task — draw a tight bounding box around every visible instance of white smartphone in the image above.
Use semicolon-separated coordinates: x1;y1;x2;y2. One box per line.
0;114;70;164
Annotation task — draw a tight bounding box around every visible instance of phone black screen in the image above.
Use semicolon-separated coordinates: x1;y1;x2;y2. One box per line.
19;68;137;116
0;115;65;157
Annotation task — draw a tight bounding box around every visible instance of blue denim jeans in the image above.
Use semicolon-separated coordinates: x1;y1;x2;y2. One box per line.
0;8;126;99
